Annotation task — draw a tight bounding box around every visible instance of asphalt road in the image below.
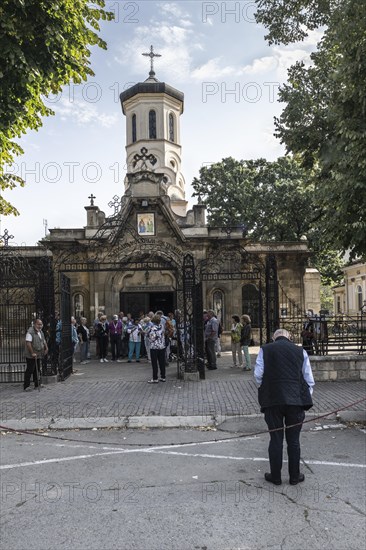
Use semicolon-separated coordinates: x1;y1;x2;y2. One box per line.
1;417;365;550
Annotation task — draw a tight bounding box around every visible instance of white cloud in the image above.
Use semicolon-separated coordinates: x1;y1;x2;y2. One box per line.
301;27;325;47
158;2;194;27
242;55;278;75
191;57;239;80
242;45;314;80
160;2;189;19
54;98;118;128
114;23;195;82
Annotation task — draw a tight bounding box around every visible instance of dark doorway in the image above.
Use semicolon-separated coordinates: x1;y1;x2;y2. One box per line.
120;292;175;319
149;292;174;314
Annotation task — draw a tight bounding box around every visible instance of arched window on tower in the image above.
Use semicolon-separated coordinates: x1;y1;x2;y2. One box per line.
132;114;137;143
169;113;175;142
149;110;157;139
242;284;260;328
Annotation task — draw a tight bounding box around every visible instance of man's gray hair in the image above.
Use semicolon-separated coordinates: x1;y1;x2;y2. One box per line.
273;329;291;341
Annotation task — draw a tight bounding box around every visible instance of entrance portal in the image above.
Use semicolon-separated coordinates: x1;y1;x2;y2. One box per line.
120;292;175;319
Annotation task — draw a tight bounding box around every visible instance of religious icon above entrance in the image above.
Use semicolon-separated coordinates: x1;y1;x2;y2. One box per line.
137;212;155;236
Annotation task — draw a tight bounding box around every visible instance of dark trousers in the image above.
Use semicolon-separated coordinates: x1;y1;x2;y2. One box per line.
24;357;41;389
120;338;128;357
98;336;108;359
150;348;166;380
206;339;217;368
264;405;305;480
110;334;120;360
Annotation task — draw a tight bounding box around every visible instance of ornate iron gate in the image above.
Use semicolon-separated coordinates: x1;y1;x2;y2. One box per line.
0;250;57;382
58;273;73;380
265;254;280;342
177;254;204;379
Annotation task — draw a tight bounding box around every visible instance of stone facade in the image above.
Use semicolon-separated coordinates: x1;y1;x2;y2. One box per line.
333;261;366;315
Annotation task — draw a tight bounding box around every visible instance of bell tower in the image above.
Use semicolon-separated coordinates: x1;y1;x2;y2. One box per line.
120;46;187;216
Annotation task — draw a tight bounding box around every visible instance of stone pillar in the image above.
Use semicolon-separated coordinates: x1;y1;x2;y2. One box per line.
193;204;206;227
304;267;321;313
85;206;100;228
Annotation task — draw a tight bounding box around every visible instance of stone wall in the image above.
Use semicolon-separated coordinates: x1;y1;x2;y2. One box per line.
311;355;366;381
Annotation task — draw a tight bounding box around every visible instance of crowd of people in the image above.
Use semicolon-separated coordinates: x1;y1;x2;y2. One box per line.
203;310;253;371
23;311;315;486
72;310;178;383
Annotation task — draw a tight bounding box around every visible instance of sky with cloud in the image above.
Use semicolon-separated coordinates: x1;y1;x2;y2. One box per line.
2;1;322;245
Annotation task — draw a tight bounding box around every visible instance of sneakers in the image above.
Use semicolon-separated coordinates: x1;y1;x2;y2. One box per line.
103;358;109;363
100;359;104;363
117;359;123;363
242;366;252;371
148;379;159;384
159;378;166;382
264;473;282;485
24;387;32;392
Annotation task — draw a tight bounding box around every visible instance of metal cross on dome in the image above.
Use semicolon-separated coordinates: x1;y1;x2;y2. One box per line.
142;45;161;78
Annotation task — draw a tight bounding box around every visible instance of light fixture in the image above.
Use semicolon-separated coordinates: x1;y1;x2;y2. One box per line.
141;199;149;207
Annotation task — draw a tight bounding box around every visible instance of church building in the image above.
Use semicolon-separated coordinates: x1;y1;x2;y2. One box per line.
0;47;320;383
45;47;320;348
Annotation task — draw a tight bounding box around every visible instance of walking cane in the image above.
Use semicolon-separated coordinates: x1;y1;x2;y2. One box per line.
35;356;41;392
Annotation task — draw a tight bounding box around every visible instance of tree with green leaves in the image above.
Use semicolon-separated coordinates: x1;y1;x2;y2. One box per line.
0;0;113;216
192;156;315;239
255;0;366;258
192;155;344;287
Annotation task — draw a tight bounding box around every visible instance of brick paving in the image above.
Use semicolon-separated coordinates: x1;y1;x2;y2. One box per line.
0;352;365;424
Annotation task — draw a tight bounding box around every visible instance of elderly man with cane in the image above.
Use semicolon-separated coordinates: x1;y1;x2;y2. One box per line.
24;319;48;391
254;328;315;486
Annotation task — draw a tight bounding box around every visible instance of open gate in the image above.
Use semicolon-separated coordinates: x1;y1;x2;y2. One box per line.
176;254;204;379
0;249;57;382
58;273;73;381
176;250;281;377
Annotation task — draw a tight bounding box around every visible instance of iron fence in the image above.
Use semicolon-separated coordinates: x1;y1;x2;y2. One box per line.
280;314;366;355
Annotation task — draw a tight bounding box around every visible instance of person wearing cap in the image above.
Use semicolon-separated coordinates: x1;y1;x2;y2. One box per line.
109;315;123;362
254;329;315;486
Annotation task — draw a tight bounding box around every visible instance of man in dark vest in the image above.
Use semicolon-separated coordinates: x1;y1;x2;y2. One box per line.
254;328;315;486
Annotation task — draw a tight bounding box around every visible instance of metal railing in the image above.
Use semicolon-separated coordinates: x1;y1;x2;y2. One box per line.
280;314;366;355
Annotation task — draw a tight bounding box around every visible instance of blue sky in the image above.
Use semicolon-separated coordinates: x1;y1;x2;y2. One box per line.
2;1;322;245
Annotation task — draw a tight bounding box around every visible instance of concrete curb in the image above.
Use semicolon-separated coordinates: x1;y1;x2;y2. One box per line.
1;410;364;432
2;415;224;431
